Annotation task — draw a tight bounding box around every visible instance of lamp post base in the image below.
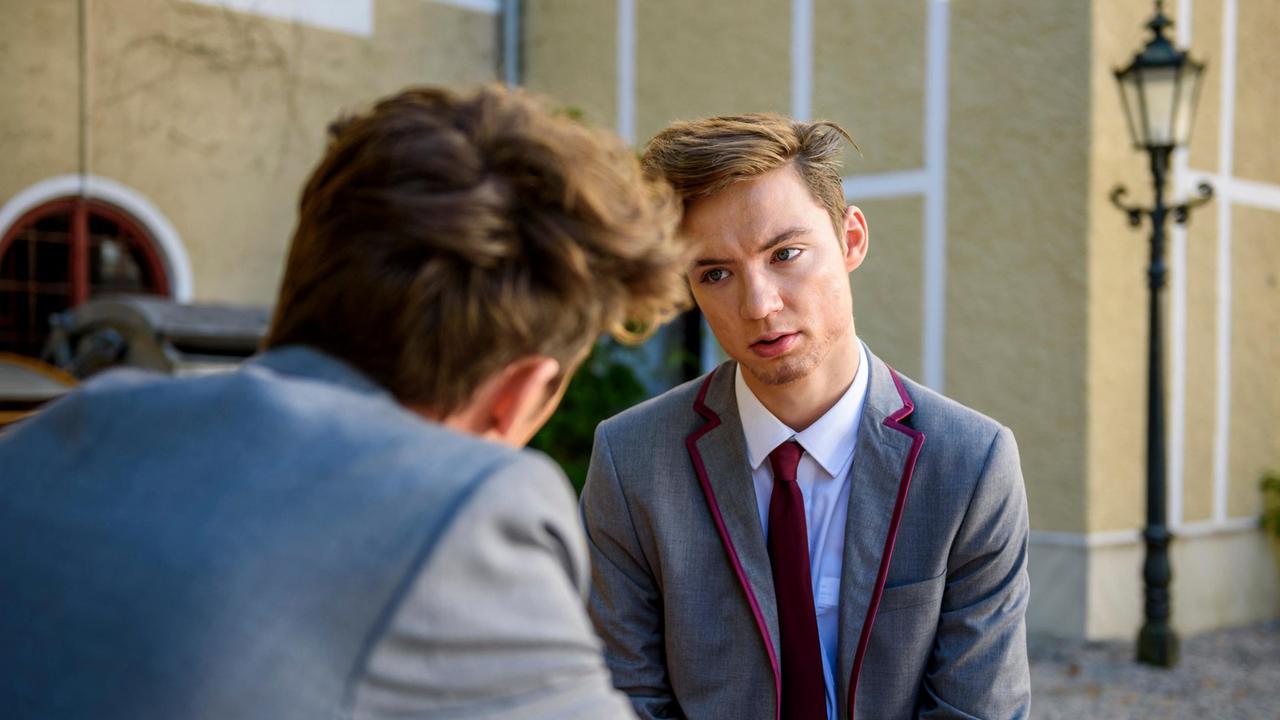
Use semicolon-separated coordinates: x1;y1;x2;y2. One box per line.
1137;622;1180;667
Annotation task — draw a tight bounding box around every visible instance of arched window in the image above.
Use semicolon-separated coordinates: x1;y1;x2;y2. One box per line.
0;198;171;357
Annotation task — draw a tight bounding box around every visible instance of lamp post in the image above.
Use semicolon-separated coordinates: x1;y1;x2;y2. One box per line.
1109;0;1213;669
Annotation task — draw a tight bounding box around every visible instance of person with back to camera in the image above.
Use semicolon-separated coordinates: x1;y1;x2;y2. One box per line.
0;84;690;720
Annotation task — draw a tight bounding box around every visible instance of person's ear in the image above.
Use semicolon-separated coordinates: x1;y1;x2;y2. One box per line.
842;206;869;273
483;355;563;446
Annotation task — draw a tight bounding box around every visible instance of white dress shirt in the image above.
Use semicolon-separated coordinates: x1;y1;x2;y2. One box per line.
734;341;870;718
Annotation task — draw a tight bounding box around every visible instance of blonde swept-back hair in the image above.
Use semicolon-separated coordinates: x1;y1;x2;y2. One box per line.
641;113;856;234
265;85;690;414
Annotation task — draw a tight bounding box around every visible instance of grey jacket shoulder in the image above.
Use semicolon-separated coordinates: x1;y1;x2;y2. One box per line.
892;369;1011;464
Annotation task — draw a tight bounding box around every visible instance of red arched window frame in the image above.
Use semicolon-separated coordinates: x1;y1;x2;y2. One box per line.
0;197;171;356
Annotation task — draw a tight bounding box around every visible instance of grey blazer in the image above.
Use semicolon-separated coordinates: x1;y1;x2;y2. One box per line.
0;346;633;720
582;348;1030;719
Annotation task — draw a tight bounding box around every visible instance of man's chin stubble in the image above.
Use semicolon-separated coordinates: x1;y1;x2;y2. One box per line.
747;355;816;387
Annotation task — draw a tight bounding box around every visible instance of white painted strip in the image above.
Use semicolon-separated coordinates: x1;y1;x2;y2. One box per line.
1181;171;1280;213
1030;516;1260;548
1212;0;1237;525
184;0;373;36
501;0;519;85
1173;515;1260;537
432;0;501;14
616;0;636;145
790;0;813;121
1167;0;1194;530
1177;0;1193;45
1169;185;1187;528
921;0;950;391
1030;529;1142;549
841;169;929;201
1227;176;1280;212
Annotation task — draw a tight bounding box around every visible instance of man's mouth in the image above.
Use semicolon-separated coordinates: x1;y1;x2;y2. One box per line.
750;332;799;358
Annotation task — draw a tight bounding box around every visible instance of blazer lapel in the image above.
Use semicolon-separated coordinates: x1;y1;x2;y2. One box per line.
686;362;781;716
835;351;925;719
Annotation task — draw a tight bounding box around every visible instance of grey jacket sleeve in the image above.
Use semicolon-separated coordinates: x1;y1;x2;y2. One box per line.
352;453;635;720
919;426;1032;719
580;425;681;720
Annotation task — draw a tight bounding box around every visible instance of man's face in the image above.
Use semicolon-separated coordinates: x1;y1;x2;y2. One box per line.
684;165;867;389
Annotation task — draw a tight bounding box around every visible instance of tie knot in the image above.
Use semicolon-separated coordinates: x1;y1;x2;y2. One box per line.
767;440;804;484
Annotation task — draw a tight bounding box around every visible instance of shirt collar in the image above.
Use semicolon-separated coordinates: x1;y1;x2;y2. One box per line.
734;342;870;476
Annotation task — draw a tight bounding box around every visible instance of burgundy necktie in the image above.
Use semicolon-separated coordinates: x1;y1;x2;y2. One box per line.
767;440;828;720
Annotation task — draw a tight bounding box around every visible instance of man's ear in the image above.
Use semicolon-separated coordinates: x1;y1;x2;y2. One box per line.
842;205;869;273
414;355;563;446
485;355;563;446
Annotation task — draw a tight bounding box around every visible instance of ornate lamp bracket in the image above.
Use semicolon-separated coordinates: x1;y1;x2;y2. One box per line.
1109;185;1149;227
1173;182;1214;224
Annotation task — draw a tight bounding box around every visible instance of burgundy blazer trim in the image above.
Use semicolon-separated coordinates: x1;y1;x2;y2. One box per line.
847;365;924;719
686;368;783;720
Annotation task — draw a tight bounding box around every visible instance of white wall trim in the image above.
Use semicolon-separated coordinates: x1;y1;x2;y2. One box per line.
1168;0;1195;529
431;0;501;15
1185;171;1280;213
790;0;813;122
616;0;636;146
1169;186;1188;528
501;0;520;85
1174;515;1260;537
1212;0;1238;525
841;169;929;202
185;0;373;36
1031;516;1261;548
1223;175;1280;212
922;0;951;391
0;174;194;302
1031;529;1142;548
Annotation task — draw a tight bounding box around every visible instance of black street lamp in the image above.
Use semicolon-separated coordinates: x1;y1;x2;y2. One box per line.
1109;0;1213;669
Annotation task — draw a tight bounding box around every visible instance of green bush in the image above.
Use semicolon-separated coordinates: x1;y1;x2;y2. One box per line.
1262;469;1280;539
530;341;651;493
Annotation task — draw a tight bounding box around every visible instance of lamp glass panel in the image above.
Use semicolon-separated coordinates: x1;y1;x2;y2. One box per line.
1140;66;1178;146
1174;62;1204;145
1118;69;1147;147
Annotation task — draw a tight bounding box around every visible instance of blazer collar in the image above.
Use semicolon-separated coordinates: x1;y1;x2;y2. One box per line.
834;351;924;718
687;362;782;717
245;345;391;400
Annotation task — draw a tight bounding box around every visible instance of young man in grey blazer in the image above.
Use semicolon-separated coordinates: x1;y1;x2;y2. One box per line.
582;114;1031;719
0;85;690;719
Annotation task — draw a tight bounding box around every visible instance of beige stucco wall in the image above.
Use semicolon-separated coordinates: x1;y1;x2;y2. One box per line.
1233;0;1280;186
852;196;923;381
523;0;617;131
0;1;81;203
947;0;1092;533
812;0;925;174
635;0;790;145
1228;205;1279;517
1;0;497;306
1185;0;1222;173
1181;212;1219;524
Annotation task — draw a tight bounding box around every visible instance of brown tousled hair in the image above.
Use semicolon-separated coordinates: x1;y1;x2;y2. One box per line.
641;113;856;233
265;85;689;414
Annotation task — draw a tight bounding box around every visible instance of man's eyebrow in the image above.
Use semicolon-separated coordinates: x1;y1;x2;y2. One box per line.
758;227;809;252
692;227;810;268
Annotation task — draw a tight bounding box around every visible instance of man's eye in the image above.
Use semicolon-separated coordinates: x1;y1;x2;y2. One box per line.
773;247;801;262
701;268;729;284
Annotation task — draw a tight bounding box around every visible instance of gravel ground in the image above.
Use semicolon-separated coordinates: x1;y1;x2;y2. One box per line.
1029;620;1280;719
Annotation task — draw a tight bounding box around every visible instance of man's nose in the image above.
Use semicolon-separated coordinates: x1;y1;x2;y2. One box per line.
739;272;783;320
